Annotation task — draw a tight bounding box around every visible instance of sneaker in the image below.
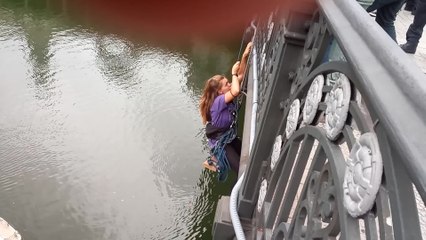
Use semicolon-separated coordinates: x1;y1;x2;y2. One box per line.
400;42;417;54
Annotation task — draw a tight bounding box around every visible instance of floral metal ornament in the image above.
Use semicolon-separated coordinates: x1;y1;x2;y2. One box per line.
303;75;324;125
286;99;300;139
343;132;383;218
257;179;268;212
325;73;351;140
270;135;282;171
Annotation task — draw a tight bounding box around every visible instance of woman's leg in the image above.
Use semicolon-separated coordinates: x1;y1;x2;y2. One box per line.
225;141;241;173
230;137;242;154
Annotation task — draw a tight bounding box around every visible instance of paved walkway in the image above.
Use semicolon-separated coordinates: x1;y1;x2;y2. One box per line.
394;7;426;73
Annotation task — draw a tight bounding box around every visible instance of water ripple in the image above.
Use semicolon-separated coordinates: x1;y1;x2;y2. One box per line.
0;3;236;239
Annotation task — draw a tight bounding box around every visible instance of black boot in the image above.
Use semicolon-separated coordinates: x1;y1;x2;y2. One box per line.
400;42;418;54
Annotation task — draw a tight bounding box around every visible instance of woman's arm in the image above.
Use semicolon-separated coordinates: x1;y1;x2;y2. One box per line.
223;42;253;103
224;61;241;103
237;42;253;83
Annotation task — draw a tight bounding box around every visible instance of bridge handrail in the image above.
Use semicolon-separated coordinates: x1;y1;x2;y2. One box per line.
320;0;426;201
213;0;426;238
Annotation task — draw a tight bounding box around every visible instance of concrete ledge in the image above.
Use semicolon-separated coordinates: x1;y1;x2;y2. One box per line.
213;196;252;240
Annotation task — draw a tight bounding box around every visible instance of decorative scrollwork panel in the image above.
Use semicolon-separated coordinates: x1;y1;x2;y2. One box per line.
254;58;425;240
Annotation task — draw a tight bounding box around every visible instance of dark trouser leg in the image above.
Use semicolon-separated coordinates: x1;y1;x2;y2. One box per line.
229;138;242;154
375;0;405;41
406;0;426;44
225;138;242;173
405;0;418;11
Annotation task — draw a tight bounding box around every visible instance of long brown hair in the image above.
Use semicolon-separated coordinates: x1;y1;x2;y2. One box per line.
200;75;225;124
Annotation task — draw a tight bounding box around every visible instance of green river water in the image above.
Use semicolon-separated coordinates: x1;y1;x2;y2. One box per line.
0;0;242;239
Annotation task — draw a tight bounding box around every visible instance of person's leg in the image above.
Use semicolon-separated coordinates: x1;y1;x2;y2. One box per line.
402;0;426;53
412;0;419;14
225;143;240;173
375;0;405;41
407;0;426;44
229;137;242;155
405;0;417;11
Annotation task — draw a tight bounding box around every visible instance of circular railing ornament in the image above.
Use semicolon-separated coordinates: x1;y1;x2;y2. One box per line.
343;132;383;218
270;135;283;171
325;73;351;140
303;75;324;125
257;179;268;212
286;99;300;139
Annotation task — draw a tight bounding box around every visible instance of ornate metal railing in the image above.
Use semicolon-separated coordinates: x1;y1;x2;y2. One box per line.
213;0;426;239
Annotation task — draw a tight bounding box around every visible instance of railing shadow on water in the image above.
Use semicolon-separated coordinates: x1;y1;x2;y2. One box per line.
213;0;426;239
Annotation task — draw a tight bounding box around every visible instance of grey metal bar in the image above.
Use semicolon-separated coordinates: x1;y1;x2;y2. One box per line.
285;146;326;234
376;124;422;239
349;100;373;134
319;0;426;201
265;140;303;226
376;186;393;240
342;125;356;149
279;135;315;222
265;147;290;202
239;65;255;176
364;213;379;240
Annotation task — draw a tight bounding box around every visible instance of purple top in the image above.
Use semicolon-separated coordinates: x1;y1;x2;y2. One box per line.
208;94;235;148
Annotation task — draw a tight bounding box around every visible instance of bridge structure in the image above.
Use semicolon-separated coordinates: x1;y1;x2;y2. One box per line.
212;0;426;239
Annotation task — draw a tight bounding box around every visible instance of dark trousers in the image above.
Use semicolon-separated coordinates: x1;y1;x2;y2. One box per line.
405;0;418;9
406;0;426;44
225;138;241;173
367;0;405;41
